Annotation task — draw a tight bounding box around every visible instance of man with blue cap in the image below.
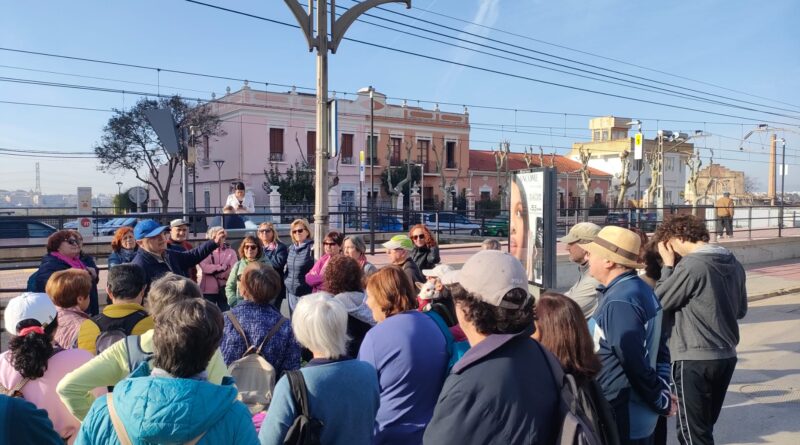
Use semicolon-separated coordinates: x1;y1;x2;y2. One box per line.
131;219;226;285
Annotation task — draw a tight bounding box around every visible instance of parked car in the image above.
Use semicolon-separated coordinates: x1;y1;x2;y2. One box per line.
422;212;481;236
98;217;138;236
481;217;509;237
63;217;110;233
0;219;57;239
361;215;403;232
631;211;658;232
604;212;630;228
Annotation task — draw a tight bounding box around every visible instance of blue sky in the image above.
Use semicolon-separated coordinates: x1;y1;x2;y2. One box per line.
1;0;798;195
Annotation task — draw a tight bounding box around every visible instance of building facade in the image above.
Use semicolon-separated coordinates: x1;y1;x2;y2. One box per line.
685;163;746;205
151;84;469;212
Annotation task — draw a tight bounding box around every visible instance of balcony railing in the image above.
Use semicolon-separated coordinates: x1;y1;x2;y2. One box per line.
390;156;403;167
365;157;380;166
269;152;284;162
341;156;354;165
446;161;457;169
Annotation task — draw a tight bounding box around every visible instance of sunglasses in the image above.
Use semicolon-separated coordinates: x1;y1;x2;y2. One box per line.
411;234;426;240
258;229;273;233
66;238;80;246
243;245;258;250
292;229;306;234
323;242;337;247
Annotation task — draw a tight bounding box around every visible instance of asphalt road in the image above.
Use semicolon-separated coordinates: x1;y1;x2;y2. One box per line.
666;292;800;445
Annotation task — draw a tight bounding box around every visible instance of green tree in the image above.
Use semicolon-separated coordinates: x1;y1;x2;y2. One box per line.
94;95;225;213
263;162;315;205
112;191;135;213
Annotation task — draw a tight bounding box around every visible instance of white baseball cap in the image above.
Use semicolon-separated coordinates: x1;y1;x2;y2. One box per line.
4;292;58;336
422;264;454;278
441;250;530;309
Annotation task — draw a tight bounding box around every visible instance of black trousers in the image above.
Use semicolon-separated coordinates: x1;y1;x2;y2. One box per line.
672;358;737;445
609;389;655;445
716;217;733;237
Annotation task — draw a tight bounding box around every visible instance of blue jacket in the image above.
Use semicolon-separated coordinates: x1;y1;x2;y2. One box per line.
130;241;217;284
33;253;72;292
259;358;380;445
76;364;258;445
108;248;137;267
588;271;671;440
263;240;289;278
220;301;301;375
284;240;314;296
0;394;63;445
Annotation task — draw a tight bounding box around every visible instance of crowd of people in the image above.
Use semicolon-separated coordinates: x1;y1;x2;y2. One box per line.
1;214;747;445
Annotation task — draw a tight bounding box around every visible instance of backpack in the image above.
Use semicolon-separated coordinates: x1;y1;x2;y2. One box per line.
424;311;469;373
123;335;153;373
1;378;30;398
283;370;323;445
226;312;286;414
93;310;150;355
537;342;604;445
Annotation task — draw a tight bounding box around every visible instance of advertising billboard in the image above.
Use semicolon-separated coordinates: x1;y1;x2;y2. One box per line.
510;169;556;288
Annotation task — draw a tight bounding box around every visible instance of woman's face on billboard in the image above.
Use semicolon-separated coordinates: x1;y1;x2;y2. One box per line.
509;180;526;260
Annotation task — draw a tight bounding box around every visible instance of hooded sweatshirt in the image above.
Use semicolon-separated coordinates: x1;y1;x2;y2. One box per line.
76;364;258;445
655;244;747;361
308;290;375;358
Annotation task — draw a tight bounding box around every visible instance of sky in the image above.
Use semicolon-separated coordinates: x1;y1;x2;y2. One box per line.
1;0;799;196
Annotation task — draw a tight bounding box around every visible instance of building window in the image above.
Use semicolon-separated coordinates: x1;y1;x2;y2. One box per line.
204;190;210;212
593;130;601;141
367;135;379;165
203;135;210;163
341;133;354;164
601;130;609;141
417;139;430;172
446;140;457;169
480;191;491;201
269;128;284;162
390;137;402;166
306;131;316;166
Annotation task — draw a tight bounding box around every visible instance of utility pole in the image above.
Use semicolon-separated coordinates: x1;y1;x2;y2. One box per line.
369;85;376;255
285;0;411;258
778;138;787;237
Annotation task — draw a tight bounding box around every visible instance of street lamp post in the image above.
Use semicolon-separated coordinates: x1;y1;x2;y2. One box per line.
116;182;123;196
626;120;642;225
778;138;787;237
213;159;225;212
284;0;411;258
369;85;376;255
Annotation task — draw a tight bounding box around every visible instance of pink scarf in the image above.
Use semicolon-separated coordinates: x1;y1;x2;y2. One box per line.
51;252;87;270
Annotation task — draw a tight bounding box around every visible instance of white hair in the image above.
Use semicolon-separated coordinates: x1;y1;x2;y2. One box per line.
291;293;349;359
206;226;224;239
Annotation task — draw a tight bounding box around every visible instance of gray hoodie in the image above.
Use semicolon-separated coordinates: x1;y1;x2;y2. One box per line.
655;244;747;361
308;290;376;326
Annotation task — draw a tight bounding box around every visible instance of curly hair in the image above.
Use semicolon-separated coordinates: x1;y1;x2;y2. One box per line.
111;227;135;252
8;318;59;379
409;224;437;248
366;266;417;318
46;230;78;253
655;214;710;244
324;255;364;294
238;235;263;260
535;293;601;385
450;283;533;335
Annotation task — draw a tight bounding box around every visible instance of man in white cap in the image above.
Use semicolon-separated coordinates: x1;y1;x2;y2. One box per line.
424;250;560;444
167;219;197;282
382;234;425;286
583;226;675;444
560;222;602;318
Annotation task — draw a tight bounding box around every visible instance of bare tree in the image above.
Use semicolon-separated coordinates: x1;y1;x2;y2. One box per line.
577;145;592;221
644;147;662;208
492;141;510;210
384;140;414;207
685;150;703;207
615;150;638;209
431;141;464;210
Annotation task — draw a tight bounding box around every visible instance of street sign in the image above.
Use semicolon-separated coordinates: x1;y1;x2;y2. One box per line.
143;108;181;156
634;132;643;160
359;150;366;182
128;186;148;204
77;187;92;238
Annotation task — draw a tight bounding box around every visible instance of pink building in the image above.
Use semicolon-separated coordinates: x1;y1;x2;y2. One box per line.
151;84;470;212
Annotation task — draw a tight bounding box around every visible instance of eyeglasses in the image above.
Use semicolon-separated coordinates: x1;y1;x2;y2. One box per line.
291;229;306;234
66;238;79;246
411;234;426;240
258;229;272;233
243;245;258;250
323;242;337;247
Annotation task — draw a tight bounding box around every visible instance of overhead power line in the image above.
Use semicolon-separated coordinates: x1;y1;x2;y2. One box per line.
182;1;800;126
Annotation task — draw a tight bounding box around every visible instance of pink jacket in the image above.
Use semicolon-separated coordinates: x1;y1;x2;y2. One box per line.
305;253;332;293
198;245;239;295
53;306;90;349
0;349;102;444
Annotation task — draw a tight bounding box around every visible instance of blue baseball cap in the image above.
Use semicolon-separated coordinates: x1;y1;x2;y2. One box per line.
134;219;168;240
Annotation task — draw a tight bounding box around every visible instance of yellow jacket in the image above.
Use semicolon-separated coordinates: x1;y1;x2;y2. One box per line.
76;302;154;355
716;196;735;217
56;329;230;420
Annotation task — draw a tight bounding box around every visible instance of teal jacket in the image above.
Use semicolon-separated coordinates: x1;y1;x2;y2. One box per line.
75;364;258;445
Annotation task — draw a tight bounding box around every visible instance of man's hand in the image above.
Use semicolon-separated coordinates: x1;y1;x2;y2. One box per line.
667;393;679;417
658;241;676;267
213;229;227;245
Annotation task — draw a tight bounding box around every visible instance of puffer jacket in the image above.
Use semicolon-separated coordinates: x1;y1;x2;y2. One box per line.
108;248;137;268
284;239;314;297
75;364;258;445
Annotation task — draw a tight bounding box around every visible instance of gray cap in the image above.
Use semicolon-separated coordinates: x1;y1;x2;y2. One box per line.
560;222;601;244
170;218;189;228
441;250;530;309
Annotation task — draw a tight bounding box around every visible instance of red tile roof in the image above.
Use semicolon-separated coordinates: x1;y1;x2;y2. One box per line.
468;149;611;177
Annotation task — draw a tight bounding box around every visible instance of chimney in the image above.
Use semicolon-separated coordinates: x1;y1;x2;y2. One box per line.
769;134;777;205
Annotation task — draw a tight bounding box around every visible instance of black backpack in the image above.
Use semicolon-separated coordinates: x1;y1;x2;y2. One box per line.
93;310;149;355
537;342;605;445
124;335;153;373
283;370;323;445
